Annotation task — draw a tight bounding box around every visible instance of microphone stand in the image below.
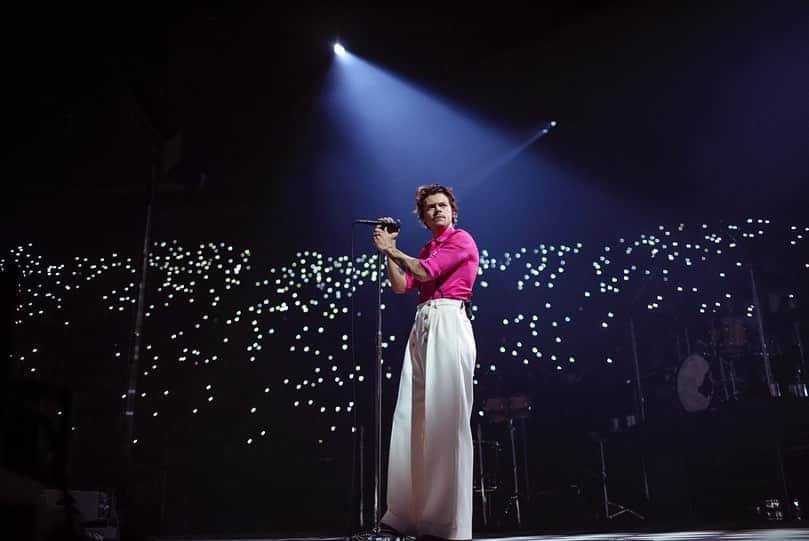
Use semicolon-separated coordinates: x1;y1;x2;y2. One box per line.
374;250;384;536
354;248;387;541
352;220;402;541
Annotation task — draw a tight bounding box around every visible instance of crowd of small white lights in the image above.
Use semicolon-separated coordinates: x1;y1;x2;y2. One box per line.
3;219;806;448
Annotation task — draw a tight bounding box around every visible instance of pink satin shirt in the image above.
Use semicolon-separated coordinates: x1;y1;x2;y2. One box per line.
404;226;479;303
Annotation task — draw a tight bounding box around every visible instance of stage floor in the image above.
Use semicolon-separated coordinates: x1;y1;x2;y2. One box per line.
150;531;809;541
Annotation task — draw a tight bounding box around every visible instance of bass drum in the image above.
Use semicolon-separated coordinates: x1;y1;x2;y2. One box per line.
676;354;713;412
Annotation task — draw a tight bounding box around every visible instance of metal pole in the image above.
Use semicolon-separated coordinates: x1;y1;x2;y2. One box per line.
476;423;488;527
374;253;384;533
711;319;730;401
351;246;389;541
359;425;365;529
599;439;610;519
629;318;650;500
508;418;522;527
123;157;157;463
684;327;691;354
520;417;531;502
795;321;808;379
729;358;740;398
629;318;646;422
749;266;777;396
776;439;792;520
639;456;650;502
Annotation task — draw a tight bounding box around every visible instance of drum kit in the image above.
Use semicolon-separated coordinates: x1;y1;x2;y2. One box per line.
473;393;533;528
601;272;809;523
673;312;809;414
662;267;808;413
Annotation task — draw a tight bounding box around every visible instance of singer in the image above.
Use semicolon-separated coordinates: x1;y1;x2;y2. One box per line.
372;184;479;541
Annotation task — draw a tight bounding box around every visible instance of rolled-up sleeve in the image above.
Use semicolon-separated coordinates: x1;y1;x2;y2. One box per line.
420;231;473;280
404;272;419;292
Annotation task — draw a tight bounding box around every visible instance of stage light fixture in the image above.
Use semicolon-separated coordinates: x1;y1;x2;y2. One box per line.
333;42;346;56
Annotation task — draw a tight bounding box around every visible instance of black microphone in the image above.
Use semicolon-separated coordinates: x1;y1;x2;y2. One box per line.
355;219;401;233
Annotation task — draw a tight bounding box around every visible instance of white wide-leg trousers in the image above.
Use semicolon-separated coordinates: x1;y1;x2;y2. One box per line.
383;298;476;540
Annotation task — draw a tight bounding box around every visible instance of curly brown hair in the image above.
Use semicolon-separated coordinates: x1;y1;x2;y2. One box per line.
414;184;458;228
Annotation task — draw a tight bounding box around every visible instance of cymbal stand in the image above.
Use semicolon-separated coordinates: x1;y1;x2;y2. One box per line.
598;438;645;521
710;319;731;401
749;266;778;397
629;318;650;501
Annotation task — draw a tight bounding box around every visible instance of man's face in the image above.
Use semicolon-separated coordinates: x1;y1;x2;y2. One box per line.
423;193;454;232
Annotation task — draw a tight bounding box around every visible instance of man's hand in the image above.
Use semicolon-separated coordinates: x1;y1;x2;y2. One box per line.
374;216;431;288
372;216;399;255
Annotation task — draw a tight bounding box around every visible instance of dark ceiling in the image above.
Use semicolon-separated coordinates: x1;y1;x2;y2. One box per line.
11;2;612;188
9;2;809;245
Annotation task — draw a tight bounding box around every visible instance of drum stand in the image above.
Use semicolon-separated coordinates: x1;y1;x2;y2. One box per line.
510;395;533;507
482;397;527;528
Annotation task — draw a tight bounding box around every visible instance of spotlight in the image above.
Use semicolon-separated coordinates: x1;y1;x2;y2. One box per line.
333;42;346;56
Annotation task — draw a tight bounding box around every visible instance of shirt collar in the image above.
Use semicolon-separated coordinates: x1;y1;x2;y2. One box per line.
430;225;456;245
